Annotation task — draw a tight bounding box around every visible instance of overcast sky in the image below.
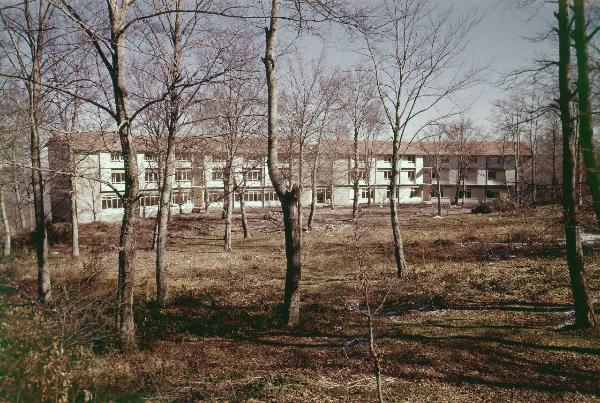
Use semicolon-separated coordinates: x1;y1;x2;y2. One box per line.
282;0;557;136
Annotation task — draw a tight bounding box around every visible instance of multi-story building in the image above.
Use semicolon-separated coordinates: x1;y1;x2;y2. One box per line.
48;133;530;223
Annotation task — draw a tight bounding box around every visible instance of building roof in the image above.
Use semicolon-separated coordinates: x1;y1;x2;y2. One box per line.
49;131;531;157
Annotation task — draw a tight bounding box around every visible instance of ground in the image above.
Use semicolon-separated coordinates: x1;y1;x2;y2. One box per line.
1;204;599;402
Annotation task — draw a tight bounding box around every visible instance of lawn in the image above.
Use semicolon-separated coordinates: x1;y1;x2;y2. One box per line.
1;204;599;401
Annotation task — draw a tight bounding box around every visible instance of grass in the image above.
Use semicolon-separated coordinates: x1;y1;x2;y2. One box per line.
1;204;599;401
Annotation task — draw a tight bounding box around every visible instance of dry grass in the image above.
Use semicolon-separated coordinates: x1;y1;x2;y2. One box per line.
1;204;600;402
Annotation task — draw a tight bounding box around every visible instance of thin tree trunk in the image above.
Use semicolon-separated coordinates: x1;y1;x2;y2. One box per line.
224;162;233;252
551;124;558;204
389;134;408;277
436;165;442;216
69;145;80;257
352;128;360;218
263;0;302;327
239;191;250;239
0;185;11;256
12;150;26;230
557;0;595;328
573;0;600;226
30;78;51;304
156;126;177;307
307;145;320;230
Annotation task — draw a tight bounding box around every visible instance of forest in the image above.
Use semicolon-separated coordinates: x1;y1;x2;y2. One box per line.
0;0;599;401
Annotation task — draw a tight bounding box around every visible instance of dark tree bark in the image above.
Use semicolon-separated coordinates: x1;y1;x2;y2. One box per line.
263;0;302;327
238;183;250;239
557;0;595;328
573;0;600;226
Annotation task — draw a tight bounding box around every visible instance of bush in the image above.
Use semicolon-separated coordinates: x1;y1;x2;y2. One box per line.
471;199;517;214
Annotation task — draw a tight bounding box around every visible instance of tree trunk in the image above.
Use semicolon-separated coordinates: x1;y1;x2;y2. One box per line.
281;188;301;326
0;185;11;256
557;0;595;328
389;140;408;277
307;145;320;230
573;0;600;226
69;145;80;257
330;182;335;210
30;81;51;304
156;128;176;307
352;128;360;219
12;150;26;230
263;0;302;327
239;191;250;239
453;162;461;205
109;7;139;348
436;165;442;216
224;162;233;252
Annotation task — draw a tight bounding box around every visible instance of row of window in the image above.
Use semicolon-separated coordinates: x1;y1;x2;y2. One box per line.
206;190;279;203
110;169;192;184
110;152;192;162
353;169;416;181
211;169;262;182
102;191;193;210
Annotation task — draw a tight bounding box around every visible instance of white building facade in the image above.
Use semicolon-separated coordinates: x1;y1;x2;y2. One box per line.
48;134;528;223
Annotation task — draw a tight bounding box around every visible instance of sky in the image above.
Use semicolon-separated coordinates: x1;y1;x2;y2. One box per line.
283;0;557;135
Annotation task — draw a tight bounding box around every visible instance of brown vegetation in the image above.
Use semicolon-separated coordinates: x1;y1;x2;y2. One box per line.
1;205;599;401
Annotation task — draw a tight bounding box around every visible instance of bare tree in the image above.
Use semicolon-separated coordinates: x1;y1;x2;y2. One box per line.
363;0;480;276
444;117;479;206
573;0;600;226
557;0;595;328
0;0;55;302
420;127;450;216
342;68;378;219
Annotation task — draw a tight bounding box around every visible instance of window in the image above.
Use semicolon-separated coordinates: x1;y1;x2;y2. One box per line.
172;191;192;204
207;190;224;202
409;187;420;198
243;190;263;202
467;156;478;165
402;169;416;182
144;170;158;183
212;168;225;181
441;156;450;163
144;153;157;162
212;155;227;164
316;188;331;203
494;156;504;165
245;169;262;181
140;194;159;207
361;188;374;199
110;152;123;162
486;190;500;199
458;189;472;199
349;169;366;181
176;169;191;182
403;155;416;163
111;169;126;184
101;195;123;209
487;171;497;180
176;153;190;162
264;191;279;201
380;169;392;180
382;154;393;163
